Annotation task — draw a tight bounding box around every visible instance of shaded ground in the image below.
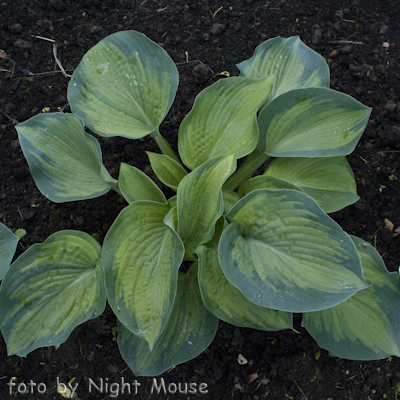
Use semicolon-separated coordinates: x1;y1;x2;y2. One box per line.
1;0;400;399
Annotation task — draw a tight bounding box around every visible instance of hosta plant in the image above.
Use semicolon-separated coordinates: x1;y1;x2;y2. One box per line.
1;31;399;376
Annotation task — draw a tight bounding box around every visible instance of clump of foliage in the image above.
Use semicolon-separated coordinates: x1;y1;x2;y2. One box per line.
0;31;399;376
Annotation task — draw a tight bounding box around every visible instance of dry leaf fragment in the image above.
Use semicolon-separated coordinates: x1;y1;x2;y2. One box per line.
106;364;119;373
234;382;245;390
0;49;8;59
249;371;259;383
237;354;248;365
384;218;394;231
58;385;77;399
213;70;230;78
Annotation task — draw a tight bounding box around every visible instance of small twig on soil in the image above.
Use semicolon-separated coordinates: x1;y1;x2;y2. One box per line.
0;109;19;124
0;49;16;77
13;70;74;79
52;43;72;78
328;40;364;45
212;6;223;18
17;207;24;221
33;35;55;43
33;35;72;78
294;380;309;400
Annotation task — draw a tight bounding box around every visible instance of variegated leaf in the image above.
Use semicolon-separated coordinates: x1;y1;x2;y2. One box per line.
102;201;184;349
118;162;166;204
197;219;293;330
0;231;106;357
146;152;188;191
237;36;329;99
244;157;359;213
178;76;273;170
68;30;178;139
0;223;25;280
219;189;368;312
117;272;218;376
177;155;236;259
257;87;371;158
16;113;114;202
303;236;400;360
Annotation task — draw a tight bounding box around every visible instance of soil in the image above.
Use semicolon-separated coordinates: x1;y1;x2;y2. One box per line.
1;0;400;399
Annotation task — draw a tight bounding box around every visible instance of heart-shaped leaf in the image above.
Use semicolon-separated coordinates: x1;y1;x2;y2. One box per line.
16;113;114;203
303;236;400;360
177;155;236;259
102;201;184;349
237;36;330;99
118;162;166;204
197;219;293;330
68;30;179;139
219;189;368;313
244;157;359;213
178;76;273;170
257;87;371;157
0;231;106;357
117;272;218;376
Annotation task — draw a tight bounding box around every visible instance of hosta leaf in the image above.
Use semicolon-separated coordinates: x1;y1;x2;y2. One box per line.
177;155;236;259
0;231;106;357
163;206;178;232
303;236;400;360
222;191;240;214
243;175;302;194
257;87;371;157
0;223;25;280
102;201;184;349
168;196;177;209
118;162;166;204
16;113;114;203
117;272;218;376
245;157;359;213
68;30;178;139
197;219;293;330
178;76;273;170
237;36;329;99
146;152;188;191
219;189;368;313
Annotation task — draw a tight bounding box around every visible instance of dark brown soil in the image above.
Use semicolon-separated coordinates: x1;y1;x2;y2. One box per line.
1;0;400;399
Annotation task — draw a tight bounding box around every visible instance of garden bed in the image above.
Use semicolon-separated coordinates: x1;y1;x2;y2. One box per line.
1;1;400;399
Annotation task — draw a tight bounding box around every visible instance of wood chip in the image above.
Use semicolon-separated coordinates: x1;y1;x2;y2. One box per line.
384;218;394;231
249;371;258;383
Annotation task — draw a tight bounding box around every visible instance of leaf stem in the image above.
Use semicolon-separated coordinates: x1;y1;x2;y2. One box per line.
223;151;269;191
110;181;123;197
152;128;181;164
